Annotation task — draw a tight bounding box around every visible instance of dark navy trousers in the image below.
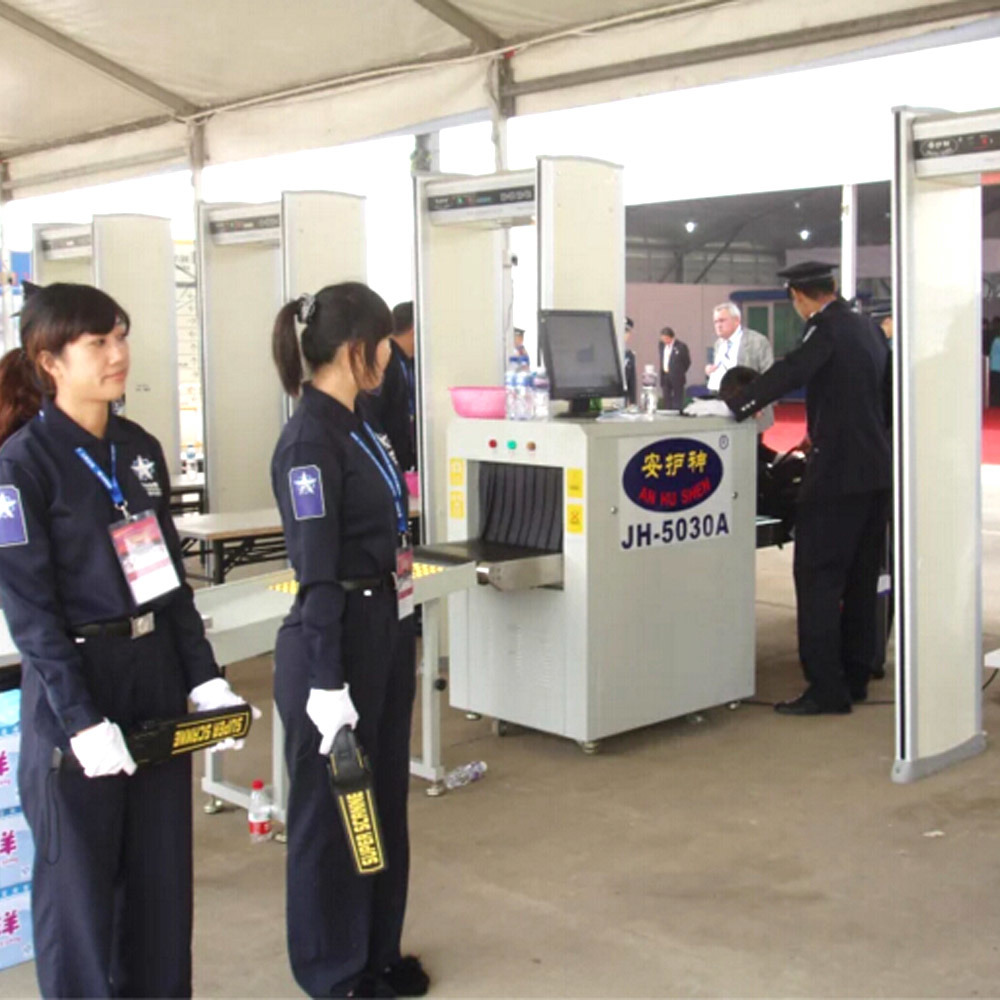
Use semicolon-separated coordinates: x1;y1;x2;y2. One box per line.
275;588;416;998
18;628;193;998
793;490;890;708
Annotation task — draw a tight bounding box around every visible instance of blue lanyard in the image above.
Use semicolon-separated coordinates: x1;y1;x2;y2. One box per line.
76;444;129;516
350;423;408;536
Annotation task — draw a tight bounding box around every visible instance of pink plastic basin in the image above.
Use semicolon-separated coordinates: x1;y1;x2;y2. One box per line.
449;386;506;419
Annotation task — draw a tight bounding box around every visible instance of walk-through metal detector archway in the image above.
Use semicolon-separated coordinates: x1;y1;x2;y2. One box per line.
892;105;1000;781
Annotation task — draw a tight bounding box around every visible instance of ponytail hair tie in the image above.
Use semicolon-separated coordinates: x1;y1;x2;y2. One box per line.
297;293;317;325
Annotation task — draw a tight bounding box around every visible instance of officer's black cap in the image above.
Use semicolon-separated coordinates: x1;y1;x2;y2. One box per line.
868;299;892;320
777;260;838;286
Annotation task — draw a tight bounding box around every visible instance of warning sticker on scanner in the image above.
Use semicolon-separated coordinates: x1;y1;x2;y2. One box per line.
618;433;731;552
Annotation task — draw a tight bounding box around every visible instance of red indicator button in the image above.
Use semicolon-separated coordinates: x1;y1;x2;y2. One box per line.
488;439;497;449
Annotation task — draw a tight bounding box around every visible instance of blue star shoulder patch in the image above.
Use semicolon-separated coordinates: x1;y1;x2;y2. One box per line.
0;486;29;546
289;465;325;520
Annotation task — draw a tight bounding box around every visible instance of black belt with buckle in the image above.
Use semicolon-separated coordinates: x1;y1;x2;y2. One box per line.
73;612;156;641
339;574;396;593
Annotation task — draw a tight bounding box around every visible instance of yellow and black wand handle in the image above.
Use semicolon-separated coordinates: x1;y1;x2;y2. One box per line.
57;704;253;769
327;726;387;876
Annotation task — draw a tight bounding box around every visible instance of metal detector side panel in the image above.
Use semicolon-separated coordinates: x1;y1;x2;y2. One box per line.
892;107;985;781
200;201;284;513
282;191;366;301
93;214;180;475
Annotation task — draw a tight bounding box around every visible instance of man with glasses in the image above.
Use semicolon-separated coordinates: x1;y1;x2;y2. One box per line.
706;302;774;430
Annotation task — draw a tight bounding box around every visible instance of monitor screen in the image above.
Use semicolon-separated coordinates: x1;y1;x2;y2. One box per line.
538;310;624;404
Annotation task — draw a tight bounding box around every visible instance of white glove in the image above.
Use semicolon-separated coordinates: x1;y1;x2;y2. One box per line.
69;719;137;778
683;399;734;418
306;685;359;755
188;677;261;752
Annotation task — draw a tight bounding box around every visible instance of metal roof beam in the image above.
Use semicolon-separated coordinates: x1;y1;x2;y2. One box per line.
0;1;198;116
502;0;1000;99
410;0;503;52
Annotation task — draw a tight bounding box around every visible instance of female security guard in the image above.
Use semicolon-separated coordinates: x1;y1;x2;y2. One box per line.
0;282;250;998
271;282;427;999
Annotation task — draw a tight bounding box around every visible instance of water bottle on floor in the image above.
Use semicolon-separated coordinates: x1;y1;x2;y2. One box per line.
248;779;273;842
444;760;487;790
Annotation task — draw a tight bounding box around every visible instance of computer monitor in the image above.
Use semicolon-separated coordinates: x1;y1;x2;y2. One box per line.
538;309;625;416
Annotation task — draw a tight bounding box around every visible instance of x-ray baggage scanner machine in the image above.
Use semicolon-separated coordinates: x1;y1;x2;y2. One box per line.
441;414;757;750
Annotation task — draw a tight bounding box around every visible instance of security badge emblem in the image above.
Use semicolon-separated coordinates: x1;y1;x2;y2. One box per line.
130;455;162;497
0;486;28;547
290;465;325;520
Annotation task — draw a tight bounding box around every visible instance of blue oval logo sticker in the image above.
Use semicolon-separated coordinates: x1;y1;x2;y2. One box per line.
622;437;723;513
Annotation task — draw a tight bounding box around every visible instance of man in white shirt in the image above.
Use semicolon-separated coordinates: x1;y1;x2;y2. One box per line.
705;302;774;430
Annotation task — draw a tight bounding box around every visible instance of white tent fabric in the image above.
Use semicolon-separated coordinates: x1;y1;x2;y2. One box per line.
2;0;997;197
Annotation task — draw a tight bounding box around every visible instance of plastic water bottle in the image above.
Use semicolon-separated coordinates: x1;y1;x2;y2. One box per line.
443;760;487;790
248;779;273;842
505;356;521;420
514;368;533;421
640;364;658;416
532;369;550;419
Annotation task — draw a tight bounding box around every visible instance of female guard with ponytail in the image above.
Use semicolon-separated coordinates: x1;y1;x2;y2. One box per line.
0;282;252;998
271;282;428;999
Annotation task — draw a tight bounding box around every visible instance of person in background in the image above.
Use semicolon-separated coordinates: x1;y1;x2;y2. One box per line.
623;316;637;405
271;282;427;999
723;262;891;716
657;326;691;410
706;301;774;430
361;300;416;472
0;282;251;998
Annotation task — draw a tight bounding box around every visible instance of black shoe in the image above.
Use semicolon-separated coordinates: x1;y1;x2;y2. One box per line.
850;688;868;703
871;664;886;680
774;693;851;716
381;957;429;997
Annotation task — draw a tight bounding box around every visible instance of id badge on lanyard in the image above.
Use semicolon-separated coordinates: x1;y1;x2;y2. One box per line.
76;443;180;605
351;426;414;620
396;536;414;621
108;511;181;605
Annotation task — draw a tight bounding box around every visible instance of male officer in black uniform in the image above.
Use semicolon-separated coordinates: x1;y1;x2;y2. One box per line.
724;261;892;714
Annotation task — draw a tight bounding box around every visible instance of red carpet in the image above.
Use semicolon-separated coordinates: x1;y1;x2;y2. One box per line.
763;402;1000;465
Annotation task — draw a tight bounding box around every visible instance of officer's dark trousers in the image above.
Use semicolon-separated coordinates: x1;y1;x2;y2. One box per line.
793;490;890;708
275;589;416;998
18;629;192;999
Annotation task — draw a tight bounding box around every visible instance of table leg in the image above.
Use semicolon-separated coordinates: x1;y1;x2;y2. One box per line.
213;540;225;585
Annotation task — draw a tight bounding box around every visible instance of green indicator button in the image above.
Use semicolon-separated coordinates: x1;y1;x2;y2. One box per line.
507;440;517;450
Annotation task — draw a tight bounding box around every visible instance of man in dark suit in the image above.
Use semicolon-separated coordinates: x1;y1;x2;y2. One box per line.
725;261;891;716
657;326;691;410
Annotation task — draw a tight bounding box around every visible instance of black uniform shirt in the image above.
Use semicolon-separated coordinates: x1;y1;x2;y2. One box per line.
361;340;416;471
727;297;891;501
0;399;219;737
271;383;403;690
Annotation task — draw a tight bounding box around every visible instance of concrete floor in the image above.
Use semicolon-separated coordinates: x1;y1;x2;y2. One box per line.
5;472;1000;998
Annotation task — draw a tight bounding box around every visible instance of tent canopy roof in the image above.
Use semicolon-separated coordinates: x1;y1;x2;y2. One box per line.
2;0;997;197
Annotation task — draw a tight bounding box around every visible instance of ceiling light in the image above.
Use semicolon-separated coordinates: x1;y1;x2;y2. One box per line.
798;229;811;241
685;220;697;233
